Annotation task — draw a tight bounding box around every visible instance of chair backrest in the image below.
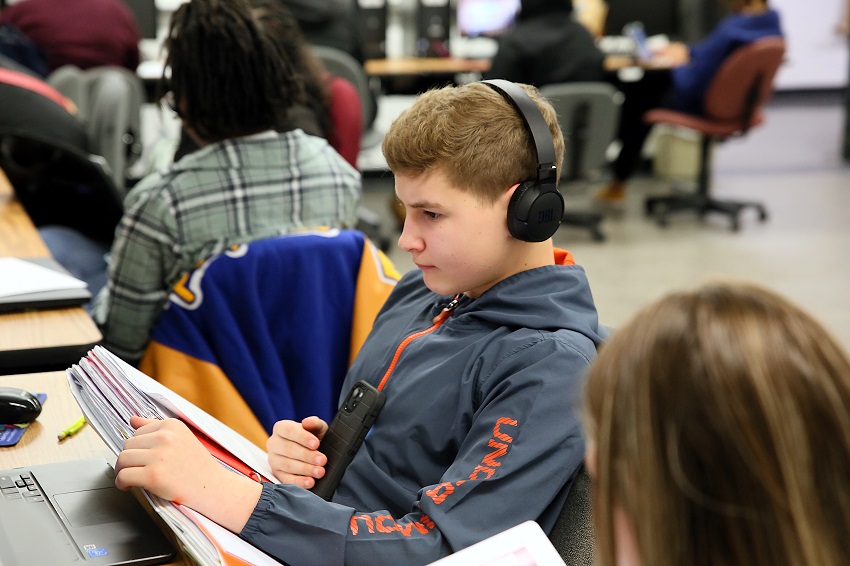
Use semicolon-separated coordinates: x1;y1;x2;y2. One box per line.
548;464;594;566
326;74;363;169
311;45;375;130
47;65;145;194
703;37;785;130
139;229;400;448
539;82;623;182
0;67;123;242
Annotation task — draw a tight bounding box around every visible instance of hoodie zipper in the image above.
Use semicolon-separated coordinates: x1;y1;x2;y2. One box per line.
376;295;460;392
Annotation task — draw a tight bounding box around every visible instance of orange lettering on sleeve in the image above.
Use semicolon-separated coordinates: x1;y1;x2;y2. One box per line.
349;514;376;535
493;417;518;442
469;464;496;480
482;439;508;468
376;515;397;533
396;519;433;536
425;482;455;504
353;515;435;537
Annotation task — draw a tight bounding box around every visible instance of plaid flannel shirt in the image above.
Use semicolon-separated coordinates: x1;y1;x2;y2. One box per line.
93;129;361;362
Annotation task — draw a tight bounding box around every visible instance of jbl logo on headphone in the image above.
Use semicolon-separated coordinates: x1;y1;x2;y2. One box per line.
537;208;556;224
481;79;565;243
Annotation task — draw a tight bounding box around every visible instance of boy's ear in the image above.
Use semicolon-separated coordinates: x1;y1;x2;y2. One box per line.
502;183;520;204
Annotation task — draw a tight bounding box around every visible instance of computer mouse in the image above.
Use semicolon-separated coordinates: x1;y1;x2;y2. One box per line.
0;387;42;424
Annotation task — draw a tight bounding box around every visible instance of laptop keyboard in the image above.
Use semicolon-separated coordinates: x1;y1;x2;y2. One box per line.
0;471;82;564
1;472;46;503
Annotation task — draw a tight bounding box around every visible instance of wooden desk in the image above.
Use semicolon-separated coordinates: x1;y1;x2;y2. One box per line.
0;169;102;373
603;55;675;73
364;57;491;77
0;371;190;565
363;55;670;78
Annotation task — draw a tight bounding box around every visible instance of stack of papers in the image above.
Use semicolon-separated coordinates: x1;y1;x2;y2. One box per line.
66;346;282;566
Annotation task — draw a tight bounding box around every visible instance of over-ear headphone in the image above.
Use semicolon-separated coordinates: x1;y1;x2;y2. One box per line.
481;79;564;242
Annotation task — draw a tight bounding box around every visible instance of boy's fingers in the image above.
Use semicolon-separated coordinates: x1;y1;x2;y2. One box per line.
301;416;329;441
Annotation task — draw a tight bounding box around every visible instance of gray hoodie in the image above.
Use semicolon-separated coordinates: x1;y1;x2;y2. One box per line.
241;250;606;565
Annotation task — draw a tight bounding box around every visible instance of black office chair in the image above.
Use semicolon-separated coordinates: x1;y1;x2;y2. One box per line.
541;82;624;242
0;67;123;243
548;464;594;566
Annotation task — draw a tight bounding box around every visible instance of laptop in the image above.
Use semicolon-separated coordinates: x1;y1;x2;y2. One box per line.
0;459;176;566
0;257;91;314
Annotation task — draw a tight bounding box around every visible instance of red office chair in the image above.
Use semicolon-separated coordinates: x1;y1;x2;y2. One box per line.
326;74;362;169
643;37;786;231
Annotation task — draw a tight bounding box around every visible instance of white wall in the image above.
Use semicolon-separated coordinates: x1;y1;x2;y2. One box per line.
771;0;848;89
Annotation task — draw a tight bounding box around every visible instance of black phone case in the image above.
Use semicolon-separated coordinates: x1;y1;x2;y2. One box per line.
310;380;386;501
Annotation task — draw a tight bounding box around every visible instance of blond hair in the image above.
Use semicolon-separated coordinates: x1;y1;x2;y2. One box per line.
584;280;850;566
381;82;564;203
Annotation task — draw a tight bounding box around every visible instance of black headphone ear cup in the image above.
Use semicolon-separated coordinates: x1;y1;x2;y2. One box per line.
507;180;564;242
507;180;538;241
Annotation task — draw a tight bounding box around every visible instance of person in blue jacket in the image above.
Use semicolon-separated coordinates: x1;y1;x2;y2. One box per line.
113;80;606;565
597;0;783;203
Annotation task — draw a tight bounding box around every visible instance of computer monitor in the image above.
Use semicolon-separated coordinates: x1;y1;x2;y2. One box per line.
603;0;679;38
457;0;521;38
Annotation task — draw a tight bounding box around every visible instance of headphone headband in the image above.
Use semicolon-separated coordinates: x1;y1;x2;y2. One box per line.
481;79;557;186
480;79;564;242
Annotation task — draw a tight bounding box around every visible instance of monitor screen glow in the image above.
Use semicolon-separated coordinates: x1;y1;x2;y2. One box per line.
457;0;521;38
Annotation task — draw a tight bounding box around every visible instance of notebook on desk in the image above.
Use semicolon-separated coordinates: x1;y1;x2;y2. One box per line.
0;458;176;566
0;257;91;313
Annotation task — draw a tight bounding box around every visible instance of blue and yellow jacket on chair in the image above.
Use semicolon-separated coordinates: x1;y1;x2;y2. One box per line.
139;229;400;448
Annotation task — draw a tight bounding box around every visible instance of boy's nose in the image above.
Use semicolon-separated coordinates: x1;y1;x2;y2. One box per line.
397;220;422;253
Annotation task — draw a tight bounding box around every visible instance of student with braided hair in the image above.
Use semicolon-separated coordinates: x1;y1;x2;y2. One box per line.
84;0;362;364
173;0;335;160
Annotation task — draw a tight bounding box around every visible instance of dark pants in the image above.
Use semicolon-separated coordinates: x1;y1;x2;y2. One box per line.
608;70;675;181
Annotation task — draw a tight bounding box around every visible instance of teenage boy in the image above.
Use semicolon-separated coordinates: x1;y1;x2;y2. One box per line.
114;80;606;565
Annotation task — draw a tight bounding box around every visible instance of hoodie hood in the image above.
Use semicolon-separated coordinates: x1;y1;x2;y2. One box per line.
453;254;604;345
519;0;573;20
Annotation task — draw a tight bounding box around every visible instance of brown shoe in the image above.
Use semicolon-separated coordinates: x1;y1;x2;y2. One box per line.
595;180;626;204
595;187;626;203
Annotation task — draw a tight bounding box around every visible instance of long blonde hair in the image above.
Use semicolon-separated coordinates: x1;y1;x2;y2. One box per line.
584;280;850;566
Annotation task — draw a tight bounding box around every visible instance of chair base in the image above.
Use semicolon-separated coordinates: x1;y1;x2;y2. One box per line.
645;190;768;232
562;210;606;242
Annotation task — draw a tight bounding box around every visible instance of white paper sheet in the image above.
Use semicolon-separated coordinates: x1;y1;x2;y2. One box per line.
0;257;87;297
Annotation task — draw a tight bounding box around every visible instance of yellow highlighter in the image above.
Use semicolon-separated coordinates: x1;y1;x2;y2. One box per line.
57;416;87;441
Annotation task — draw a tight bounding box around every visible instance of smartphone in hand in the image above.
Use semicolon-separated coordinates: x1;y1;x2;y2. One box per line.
310;380;386;500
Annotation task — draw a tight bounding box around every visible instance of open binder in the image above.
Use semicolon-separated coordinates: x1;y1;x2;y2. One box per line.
66;346;282;566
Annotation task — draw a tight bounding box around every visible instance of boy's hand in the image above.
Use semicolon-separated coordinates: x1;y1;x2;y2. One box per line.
267;416;329;488
115;416;262;533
